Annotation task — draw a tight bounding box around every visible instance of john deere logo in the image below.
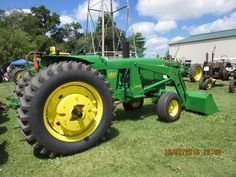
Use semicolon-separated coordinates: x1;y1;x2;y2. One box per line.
108;72;117;78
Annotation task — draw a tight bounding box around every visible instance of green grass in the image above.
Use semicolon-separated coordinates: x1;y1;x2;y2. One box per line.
0;80;236;177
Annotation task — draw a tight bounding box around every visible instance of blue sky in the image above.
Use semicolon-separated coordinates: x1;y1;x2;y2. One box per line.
1;0;236;56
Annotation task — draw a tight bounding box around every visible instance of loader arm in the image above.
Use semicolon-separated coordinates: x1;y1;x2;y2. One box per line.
136;62;188;105
135;62;218;115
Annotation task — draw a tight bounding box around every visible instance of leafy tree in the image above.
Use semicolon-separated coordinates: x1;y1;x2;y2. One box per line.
0;6;86;65
51;22;83;44
30;5;60;35
62;36;86;55
0;10;26;29
0;28;34;63
21;13;42;35
0;6;60;64
94;13;125;52
58;22;85;54
32;35;53;52
51;27;67;43
64;22;83;39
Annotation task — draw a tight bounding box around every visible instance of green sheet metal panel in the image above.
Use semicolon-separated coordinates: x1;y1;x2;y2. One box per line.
185;91;219;115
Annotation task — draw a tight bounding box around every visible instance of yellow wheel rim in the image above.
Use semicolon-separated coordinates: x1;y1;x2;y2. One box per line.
207;82;212;90
15;72;21;81
168;99;179;117
43;81;103;142
194;67;202;81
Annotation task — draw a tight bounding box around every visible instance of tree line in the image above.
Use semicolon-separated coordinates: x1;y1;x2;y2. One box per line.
0;5;145;67
0;6;85;66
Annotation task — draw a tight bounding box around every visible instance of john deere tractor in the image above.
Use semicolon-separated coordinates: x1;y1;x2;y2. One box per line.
180;59;203;82
15;47;218;157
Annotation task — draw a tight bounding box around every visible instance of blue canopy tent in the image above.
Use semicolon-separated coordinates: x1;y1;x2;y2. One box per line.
10;59;34;66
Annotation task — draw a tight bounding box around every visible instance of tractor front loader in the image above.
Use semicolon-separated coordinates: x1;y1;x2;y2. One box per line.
15;48;218;157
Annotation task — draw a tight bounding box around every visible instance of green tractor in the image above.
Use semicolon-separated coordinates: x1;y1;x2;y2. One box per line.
165;57;203;83
15;47;218;157
179;59;203;82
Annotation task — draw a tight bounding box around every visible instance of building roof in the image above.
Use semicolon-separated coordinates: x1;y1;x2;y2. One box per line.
170;28;236;46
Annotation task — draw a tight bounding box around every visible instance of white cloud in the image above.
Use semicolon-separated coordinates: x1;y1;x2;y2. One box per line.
170;36;185;43
128;21;170;56
74;0;119;22
187;11;236;35
129;21;172;56
144;36;169;56
4;8;31;16
60;15;75;25
22;9;31;14
129;22;155;36
145;37;169;48
137;0;236;20
155;20;177;33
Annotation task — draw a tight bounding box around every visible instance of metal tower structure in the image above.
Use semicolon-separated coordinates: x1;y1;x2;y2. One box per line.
85;0;137;58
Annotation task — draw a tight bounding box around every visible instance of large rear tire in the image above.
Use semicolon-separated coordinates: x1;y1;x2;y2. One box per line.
189;64;203;82
18;61;113;157
157;92;182;122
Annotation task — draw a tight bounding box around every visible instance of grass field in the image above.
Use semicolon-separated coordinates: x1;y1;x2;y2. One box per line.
0;79;236;177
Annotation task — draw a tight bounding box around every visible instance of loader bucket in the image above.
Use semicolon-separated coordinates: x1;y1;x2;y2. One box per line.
185;91;218;115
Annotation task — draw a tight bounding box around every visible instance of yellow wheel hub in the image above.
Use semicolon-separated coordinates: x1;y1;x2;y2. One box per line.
194;67;202;81
168;99;179;117
15;71;21;81
43;81;103;142
207;82;212;90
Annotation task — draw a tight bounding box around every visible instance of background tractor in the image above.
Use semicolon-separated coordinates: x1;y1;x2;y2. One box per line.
166;57;203;83
180;59;203;82
199;49;231;90
229;79;236;93
14;47;218;157
8;59;34;83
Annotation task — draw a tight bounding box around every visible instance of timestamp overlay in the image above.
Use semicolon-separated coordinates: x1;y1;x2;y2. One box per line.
164;148;222;156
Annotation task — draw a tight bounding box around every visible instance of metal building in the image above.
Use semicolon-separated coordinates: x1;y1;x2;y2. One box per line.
169;28;236;64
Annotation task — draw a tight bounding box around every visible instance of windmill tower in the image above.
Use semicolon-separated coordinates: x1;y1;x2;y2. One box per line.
85;0;137;58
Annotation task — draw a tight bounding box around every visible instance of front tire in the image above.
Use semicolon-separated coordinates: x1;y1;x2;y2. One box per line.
18;61;113;157
199;78;204;90
157;92;182;122
229;79;236;93
202;78;213;90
